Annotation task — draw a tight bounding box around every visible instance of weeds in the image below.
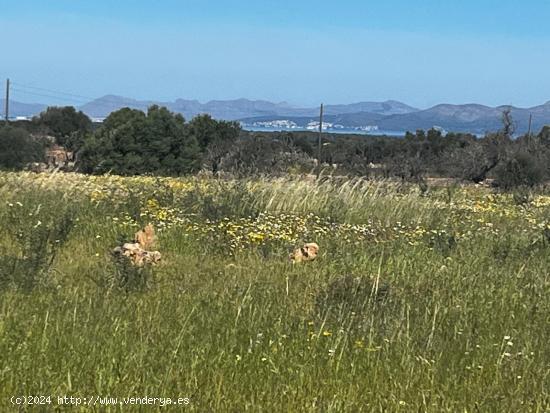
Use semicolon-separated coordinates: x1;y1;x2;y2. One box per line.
0;200;75;291
314;274;391;332
0;172;548;412
109;251;154;292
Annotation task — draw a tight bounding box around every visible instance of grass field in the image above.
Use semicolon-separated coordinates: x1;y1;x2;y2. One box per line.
0;171;548;412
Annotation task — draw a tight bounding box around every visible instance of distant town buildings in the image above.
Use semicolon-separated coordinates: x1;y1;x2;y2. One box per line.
242;119;379;133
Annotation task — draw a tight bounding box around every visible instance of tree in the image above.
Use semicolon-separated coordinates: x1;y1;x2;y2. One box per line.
447;111;514;183
146;106;201;175
78;106;201;175
35;106;93;151
537;125;550;147
0;126;45;170
187;114;241;174
501;107;515;139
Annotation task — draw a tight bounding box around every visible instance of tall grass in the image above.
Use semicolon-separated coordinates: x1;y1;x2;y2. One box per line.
0;172;548;412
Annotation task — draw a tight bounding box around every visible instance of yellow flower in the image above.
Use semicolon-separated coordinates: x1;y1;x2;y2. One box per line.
146;198;160;209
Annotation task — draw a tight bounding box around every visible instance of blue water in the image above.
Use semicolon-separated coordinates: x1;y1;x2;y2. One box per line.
244;126;406;137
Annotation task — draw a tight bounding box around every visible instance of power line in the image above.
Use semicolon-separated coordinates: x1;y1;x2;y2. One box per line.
11;85;124;106
4;79;9;122
11;81;96;100
11;87;89;105
12;81;180;107
7;79;193;116
318;103;323;161
10;86;149;113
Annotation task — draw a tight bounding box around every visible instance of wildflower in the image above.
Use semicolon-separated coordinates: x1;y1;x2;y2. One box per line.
322;331;332;337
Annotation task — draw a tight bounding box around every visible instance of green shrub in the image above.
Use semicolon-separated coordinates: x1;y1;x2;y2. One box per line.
494;151;546;189
0;126;46;170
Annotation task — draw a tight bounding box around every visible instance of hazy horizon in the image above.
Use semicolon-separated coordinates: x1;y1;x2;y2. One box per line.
5;91;550;112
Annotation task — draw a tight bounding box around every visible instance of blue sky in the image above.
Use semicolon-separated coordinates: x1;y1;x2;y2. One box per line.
2;0;550;108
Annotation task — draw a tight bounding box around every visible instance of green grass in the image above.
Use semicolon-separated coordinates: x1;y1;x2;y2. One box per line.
0;172;548;412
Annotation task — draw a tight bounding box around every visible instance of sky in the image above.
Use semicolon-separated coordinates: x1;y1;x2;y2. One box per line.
1;0;550;109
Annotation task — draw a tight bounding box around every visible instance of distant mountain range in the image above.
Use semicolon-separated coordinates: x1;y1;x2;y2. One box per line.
2;95;550;134
76;96;419;120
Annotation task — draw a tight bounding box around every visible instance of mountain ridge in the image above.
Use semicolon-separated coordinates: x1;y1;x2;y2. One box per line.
242;102;550;134
2;96;550;134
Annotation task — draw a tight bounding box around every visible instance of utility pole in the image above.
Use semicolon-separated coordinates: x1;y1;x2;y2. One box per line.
4;78;9;122
318;103;323;162
527;113;532;144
